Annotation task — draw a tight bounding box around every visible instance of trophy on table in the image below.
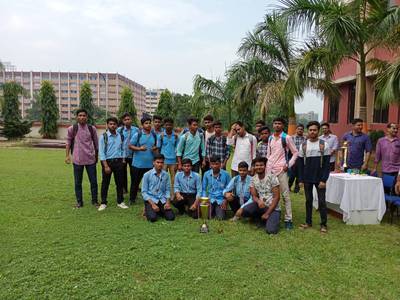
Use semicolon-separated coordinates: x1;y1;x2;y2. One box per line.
340;141;349;171
199;197;210;233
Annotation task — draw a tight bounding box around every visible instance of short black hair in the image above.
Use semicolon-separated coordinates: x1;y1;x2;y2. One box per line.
238;161;249;169
296;123;304;129
163;117;174;124
187;117;199;125
272;117;286;124
321;122;330;128
153;153;165;161
235;121;244;127
141;116;152;124
213;120;222;127
76;108;88;116
253;156;267;165
387;122;397;128
107;117;118;124
258;126;270;134
307;121;321;130
153;115;162;121
121;112;132;119
181;158;192;165
209;155;221;163
352;118;363;125
203;114;214;122
255;120;266;126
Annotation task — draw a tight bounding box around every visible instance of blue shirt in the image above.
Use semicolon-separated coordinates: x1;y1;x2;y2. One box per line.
174;171;202;198
202;169;231;205
223;175;253;208
342;132;372;169
99;131;125;161
176;131;206;165
119;126;139;158
141;168;171;204
157;132;178;165
130;129;157;168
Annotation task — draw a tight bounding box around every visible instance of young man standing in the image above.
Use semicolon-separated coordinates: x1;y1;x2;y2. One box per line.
65;109;99;208
266;117;298;230
254;120;266;142
298;121;331;233
142;154;175;222
98;117;129;211
242;157;281;234
340;118;372;171
129;116;158;204
177;117;206;173
157;117;178;199
152;115;164;137
372;123;400;177
202;155;231;220
202;115;215;174
288;124;306;193
319;122;339;171
206;120;230;170
256;126;270;159
227;121;257;177
223;161;253;219
174;158;202;218
118;113;139;194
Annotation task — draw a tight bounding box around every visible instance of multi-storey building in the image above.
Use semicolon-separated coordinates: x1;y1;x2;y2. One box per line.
0;71;146;122
145;88;165;115
296;111;319;123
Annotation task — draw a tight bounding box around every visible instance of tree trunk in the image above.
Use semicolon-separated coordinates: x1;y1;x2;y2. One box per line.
358;53;368;133
287;98;296;135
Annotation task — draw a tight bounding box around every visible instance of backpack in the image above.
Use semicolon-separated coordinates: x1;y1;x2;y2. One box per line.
159;132;178;152
233;134;254;157
70;124;98;154
301;139;326;168
103;130;124;157
268;133;288;164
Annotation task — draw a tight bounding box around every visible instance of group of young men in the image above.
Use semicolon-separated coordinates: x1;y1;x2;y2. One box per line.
65;108;400;234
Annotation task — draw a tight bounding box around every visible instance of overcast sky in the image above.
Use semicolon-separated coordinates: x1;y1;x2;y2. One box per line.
0;0;323;118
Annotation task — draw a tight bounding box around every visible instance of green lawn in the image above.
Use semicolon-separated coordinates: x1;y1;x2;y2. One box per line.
1;148;399;299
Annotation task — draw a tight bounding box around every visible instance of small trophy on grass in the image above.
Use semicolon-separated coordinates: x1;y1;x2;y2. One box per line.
199;197;210;233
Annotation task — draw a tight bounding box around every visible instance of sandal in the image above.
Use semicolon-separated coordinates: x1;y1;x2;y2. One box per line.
299;223;312;229
320;226;328;234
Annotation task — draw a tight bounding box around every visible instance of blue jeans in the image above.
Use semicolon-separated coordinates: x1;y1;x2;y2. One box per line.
73;163;98;205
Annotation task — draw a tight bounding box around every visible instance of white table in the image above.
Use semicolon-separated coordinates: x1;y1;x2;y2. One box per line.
313;173;386;225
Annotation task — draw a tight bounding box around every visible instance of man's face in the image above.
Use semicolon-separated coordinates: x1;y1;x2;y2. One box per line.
153;119;162;130
77;112;88;124
321;125;329;135
142;120;152;131
296;126;304;136
164;122;173;132
254;162;266;174
260;129;270;142
107;121;118;131
123;116;132;127
308;125;319;139
238;167;248;178
189;121;199;132
388;124;398;137
255;123;262;133
204;119;213;130
353;122;363;133
210;161;221;173
273;121;284;132
153;159;164;171
214;125;222;135
182;163;192;173
237;125;246;137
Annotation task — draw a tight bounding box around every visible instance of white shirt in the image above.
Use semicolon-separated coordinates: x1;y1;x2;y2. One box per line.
319;134;339;163
227;132;257;171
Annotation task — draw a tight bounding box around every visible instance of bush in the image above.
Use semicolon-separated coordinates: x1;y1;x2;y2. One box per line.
3;119;31;139
369;130;385;149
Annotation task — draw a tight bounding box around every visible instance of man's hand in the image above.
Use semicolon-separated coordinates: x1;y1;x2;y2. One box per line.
261;212;270;221
177;163;182;171
298;182;304;189
395;179;400;195
164;202;171;210
104;165;112;174
140;145;147;151
151;202;160;212
122;159;126;165
175;192;184;201
190;199;199;211
65;155;71;164
201;160;206;168
257;199;266;209
361;163;368;171
282;165;288;172
318;181;326;189
220;200;228;210
225;192;234;202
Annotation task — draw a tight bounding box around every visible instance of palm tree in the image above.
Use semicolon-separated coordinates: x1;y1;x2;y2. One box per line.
280;0;400;130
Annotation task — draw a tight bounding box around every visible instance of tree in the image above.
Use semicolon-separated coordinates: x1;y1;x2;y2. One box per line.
173;93;193;127
79;81;95;124
117;86;138;126
38;81;59;139
1;82;31;139
280;0;400;130
25;94;42;122
155;89;174;120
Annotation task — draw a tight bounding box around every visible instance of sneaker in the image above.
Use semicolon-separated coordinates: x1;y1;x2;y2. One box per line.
320;226;328;234
285;221;293;230
117;202;129;209
98;204;107;211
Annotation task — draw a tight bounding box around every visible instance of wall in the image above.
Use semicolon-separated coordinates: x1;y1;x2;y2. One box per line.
26;122;107;140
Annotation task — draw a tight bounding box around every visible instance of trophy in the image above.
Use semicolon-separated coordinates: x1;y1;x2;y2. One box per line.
199;197;210;233
340;141;349;170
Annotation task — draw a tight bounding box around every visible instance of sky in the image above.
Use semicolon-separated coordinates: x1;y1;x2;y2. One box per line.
0;0;323;118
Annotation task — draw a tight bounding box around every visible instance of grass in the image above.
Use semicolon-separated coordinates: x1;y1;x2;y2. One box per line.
1;148;400;299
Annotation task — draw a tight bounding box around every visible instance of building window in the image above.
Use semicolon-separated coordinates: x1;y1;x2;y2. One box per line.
373;90;389;123
347;83;356;123
328;98;339;123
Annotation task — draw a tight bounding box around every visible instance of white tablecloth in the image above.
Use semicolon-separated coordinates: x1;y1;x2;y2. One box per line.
321;173;386;223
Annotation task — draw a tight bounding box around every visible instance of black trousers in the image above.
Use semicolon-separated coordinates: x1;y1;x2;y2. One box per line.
228;196;242;214
145;201;175;222
73;163;98;205
122;157;133;193
211;202;226;220
173;193;198;218
192;161;201;173
130;167;152;203
242;202;281;234
329;162;335;172
288;160;300;191
304;182;327;226
101;159;124;205
201;160;210;177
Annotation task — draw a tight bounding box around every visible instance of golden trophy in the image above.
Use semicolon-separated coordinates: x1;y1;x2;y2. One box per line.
199;197;210;233
340;141;349;170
